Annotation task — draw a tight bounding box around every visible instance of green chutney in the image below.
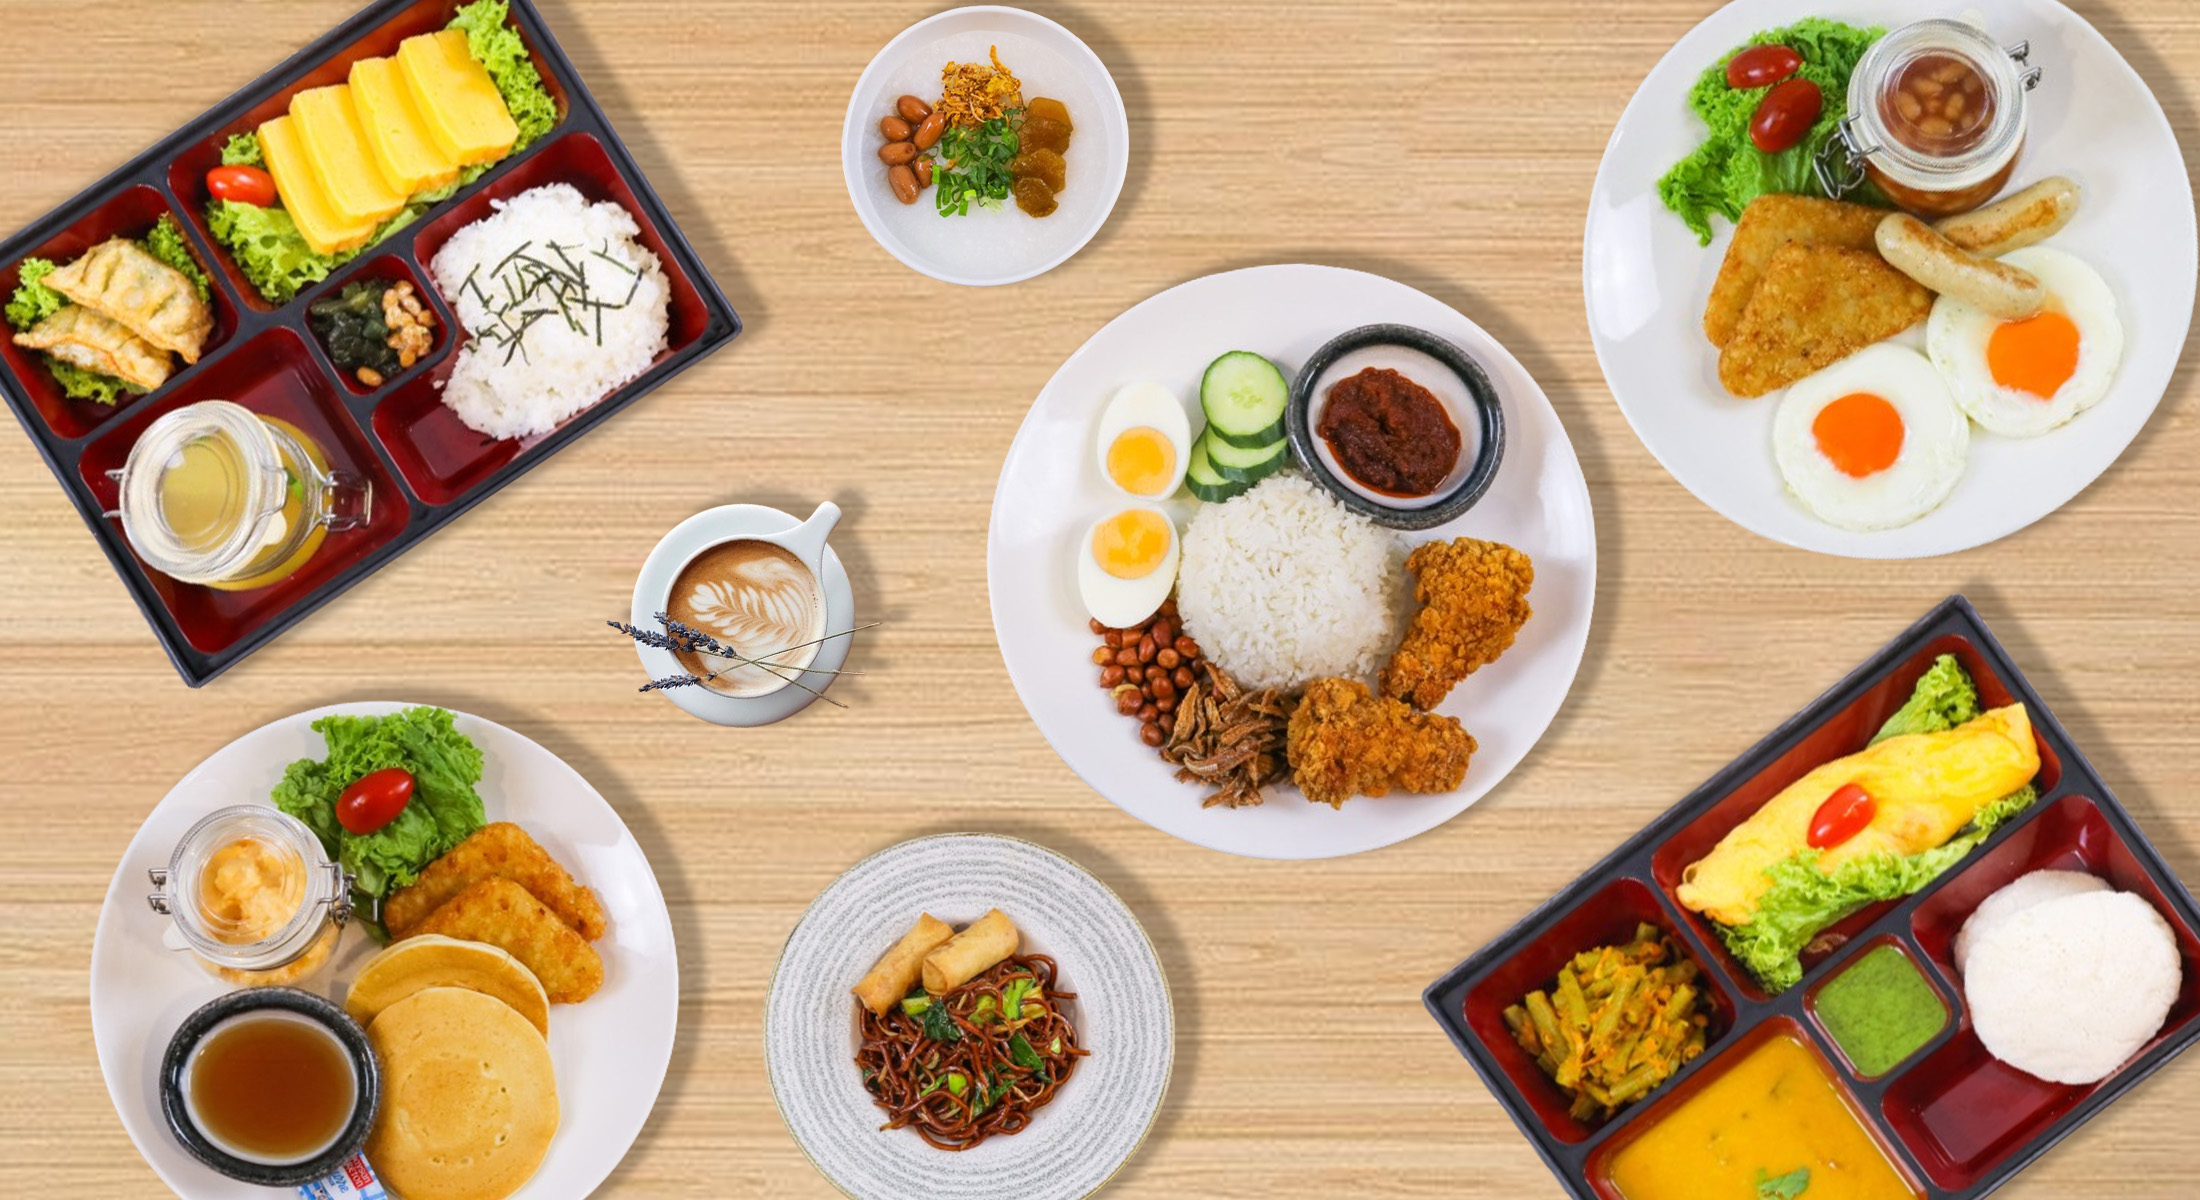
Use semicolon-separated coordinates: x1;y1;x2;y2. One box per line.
1814;944;1946;1077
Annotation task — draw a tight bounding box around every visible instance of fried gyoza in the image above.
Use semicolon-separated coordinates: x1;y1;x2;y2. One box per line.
1286;677;1477;809
401;877;605;1004
12;305;170;390
1717;243;1933;399
42;237;213;362
1382;538;1535;711
384;822;606;941
1704;195;1888;349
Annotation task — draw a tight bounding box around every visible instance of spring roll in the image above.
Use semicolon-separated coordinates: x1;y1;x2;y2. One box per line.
921;909;1020;994
852;913;955;1016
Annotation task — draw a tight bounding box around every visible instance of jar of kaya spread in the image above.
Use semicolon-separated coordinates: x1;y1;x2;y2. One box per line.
1816;19;2042;217
149;806;352;986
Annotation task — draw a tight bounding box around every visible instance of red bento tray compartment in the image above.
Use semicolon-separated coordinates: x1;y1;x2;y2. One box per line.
1460;876;1737;1145
376;132;714;505
0;185;238;440
1650;635;2063;999
1582;1017;1927;1200
75;327;408;654
166;0;571;313
1882;794;2200;1191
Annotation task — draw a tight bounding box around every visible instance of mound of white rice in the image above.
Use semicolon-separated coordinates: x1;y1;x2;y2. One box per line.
1175;474;1407;691
430;184;671;440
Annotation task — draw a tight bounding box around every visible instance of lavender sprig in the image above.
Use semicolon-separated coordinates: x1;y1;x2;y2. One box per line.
607;615;877;705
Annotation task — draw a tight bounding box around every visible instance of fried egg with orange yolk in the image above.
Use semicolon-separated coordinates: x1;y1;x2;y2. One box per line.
1773;343;1970;531
1927;246;2124;438
1076;505;1178;627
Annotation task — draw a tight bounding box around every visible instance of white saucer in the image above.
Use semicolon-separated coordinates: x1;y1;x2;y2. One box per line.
840;6;1130;286
630;505;856;727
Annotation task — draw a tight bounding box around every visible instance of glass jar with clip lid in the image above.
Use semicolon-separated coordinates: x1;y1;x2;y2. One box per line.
1815;19;2043;218
148;806;353;986
106;400;371;591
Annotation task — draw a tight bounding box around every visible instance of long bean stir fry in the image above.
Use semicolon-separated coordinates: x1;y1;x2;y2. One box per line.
1503;924;1710;1122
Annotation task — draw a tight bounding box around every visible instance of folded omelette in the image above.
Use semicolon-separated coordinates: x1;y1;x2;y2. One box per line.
1678;704;2040;927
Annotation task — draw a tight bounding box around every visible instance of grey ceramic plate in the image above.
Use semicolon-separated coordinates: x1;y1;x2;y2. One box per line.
766;834;1172;1200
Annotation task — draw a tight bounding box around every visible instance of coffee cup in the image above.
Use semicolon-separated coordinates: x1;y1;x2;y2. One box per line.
631;502;850;724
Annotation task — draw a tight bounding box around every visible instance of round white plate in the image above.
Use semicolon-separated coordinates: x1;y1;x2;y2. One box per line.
987;264;1597;860
841;5;1130;286
89;703;678;1200
1584;0;2195;558
766;834;1171;1200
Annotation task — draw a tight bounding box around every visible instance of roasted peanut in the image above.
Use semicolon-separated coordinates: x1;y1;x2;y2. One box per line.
912;158;933;189
1138;703;1158;724
1173;666;1195;689
1156;694;1177;714
1175;637;1200;660
879;140;917;166
1114;687;1143;716
356;366;384;387
1137;636;1157;663
1116;646;1138;667
1100;665;1125;687
1126;665;1144;684
1149;618;1172;648
1103;629;1122;648
1158;713;1175;736
1139;722;1165;747
1150;675;1175;703
887;164;919;204
913;110;947;151
1088;618;1106;635
897;95;932;122
1155;647;1180;670
880;115;913;141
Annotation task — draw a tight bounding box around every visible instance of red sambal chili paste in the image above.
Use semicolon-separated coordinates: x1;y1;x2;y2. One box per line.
1315;367;1462;497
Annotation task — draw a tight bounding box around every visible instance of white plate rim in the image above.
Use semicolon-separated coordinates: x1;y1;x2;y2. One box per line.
1582;0;2197;559
985;263;1598;860
762;832;1173;1200
838;4;1131;287
86;701;678;1200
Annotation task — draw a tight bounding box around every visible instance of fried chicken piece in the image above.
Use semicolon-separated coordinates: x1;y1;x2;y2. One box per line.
383;822;606;941
1286;677;1477;809
401;877;605;1003
1704;195;1889;349
1718;243;1933;398
1382;538;1535;711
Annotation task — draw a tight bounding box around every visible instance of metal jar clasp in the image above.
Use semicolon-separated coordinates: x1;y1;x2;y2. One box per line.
2007;40;2043;90
1813;116;1875;200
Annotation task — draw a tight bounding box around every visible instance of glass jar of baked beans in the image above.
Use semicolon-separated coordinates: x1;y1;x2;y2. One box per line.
1815;19;2042;218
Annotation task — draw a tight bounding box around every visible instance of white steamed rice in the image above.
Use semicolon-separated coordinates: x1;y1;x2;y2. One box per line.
430;184;671;440
1174;473;1408;691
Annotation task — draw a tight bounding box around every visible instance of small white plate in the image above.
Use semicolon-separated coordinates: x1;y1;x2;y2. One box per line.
89;703;678;1200
766;834;1171;1200
987;265;1597;860
841;6;1129;286
1584;0;2195;558
631;504;856;727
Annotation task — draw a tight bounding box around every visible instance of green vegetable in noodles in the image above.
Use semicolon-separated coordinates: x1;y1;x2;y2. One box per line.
1008;1032;1045;1071
921;999;962;1044
272;707;487;933
899;990;931;1017
449;0;558;151
1657;19;1885;245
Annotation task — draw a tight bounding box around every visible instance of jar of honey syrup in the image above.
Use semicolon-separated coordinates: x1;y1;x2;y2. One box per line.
107;400;370;590
1816;19;2042;218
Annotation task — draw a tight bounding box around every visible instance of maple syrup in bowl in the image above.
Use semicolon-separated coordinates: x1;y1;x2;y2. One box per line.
158;988;378;1186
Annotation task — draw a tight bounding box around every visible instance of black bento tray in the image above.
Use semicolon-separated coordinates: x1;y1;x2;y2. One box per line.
1423;595;2200;1200
0;0;739;686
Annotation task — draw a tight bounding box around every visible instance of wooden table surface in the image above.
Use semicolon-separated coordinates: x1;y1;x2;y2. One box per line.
2;1;2196;1196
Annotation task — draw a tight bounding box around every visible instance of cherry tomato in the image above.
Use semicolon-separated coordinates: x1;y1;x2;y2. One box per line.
337;767;415;835
206;164;277;208
1727;43;1803;90
1749;78;1824;154
1808;783;1877;850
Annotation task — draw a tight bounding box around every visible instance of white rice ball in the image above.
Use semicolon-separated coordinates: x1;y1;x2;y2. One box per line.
1953;870;2111;975
1964;889;2181;1085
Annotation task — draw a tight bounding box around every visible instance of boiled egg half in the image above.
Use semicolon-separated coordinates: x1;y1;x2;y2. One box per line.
1077;506;1178;627
1773;343;1970;531
1095;381;1193;498
1926;246;2124;437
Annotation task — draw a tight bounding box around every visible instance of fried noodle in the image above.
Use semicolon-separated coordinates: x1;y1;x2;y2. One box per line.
855;954;1087;1150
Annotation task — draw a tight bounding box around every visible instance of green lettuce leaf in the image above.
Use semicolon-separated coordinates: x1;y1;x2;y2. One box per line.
220;132;264;168
450;0;558;151
1657;18;1886;245
1872;653;1982;744
143;214;212;303
208;198;341;305
271;706;487;903
5;258;64;331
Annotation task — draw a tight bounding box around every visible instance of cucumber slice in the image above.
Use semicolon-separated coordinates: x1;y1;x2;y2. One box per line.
1201;351;1290;449
1186;433;1250;503
1206;434;1289;484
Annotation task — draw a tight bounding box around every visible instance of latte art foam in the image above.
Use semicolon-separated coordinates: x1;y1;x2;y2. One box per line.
666;540;825;697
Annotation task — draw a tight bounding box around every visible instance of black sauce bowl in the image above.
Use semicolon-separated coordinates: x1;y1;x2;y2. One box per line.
1285;323;1507;531
159;987;380;1187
